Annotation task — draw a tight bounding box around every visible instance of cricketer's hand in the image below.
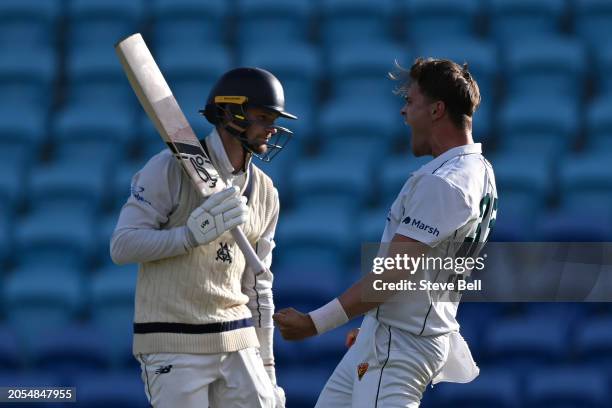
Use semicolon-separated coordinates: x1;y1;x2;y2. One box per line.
273;308;317;341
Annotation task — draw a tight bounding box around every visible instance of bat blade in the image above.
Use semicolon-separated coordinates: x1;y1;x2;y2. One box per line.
115;33;266;273
114;33;221;197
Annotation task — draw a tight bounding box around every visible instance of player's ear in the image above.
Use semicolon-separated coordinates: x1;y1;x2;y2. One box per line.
431;101;445;120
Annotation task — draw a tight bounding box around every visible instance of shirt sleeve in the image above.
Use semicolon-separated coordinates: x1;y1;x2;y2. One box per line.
110;152;192;265
396;174;473;247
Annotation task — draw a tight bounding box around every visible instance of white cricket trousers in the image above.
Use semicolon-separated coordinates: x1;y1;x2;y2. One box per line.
137;348;274;408
315;316;450;408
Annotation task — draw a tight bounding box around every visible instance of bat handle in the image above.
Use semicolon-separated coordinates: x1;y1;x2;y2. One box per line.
230;227;268;274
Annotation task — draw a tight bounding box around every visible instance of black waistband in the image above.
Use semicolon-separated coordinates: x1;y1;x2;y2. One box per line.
134;318;253;334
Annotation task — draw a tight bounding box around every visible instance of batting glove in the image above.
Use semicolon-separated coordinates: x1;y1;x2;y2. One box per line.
186;186;249;246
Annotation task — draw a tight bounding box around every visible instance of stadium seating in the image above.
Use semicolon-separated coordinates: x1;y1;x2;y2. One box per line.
525;368;609;407
3;267;82;343
574;0;612;48
503;36;587;100
487;0;567;43
67;0;143;52
0;325;21;372
319;0;395;47
236;0;313;45
497;94;579;154
558;152;612;213
0;47;57;112
151;0;228;49
574;317;612;367
434;370;520;408
0;105;48;159
585;97;612;150
27;322;111;378
0;0;61;50
482;316;569;369
13;209;96;269
403;0;481;42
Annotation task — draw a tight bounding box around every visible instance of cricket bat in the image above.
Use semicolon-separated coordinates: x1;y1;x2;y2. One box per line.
114;33;267;274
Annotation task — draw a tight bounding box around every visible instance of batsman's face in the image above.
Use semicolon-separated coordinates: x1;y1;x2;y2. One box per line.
245;107;280;154
400;83;433;157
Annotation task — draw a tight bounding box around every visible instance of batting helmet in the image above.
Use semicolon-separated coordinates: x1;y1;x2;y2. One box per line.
200;67;297;162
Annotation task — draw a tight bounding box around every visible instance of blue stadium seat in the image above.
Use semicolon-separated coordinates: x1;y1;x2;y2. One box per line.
319;0;395;47
535;207;612;242
592;33;612;97
558;152;612;213
525;368;608;408
575;317;612;367
414;37;498;104
14;209;96;269
487;0;567;43
379;155;433;205
257;145;301;206
275;207;353;271
151;0;228;49
585;97;612;150
575;0;612;48
503;36;586;99
65;46;136;110
0;153;26;215
317;96;400;159
28;160;109;214
0;47;57;112
97;214;119;265
3;268;82;343
327;41;408;102
73;371;149;408
0;325;22;372
489;153;551;217
434;370;519;408
277;366;333;408
290;156;372;212
236;0;313;45
403;0;480;42
358;206;389;244
53;103;135;163
482;316;569;369
67;0;143;52
157;44;232;116
27;323;111;378
0;106;48;157
0;0;61;50
90;264;137;336
273;263;346;309
497;94;579;154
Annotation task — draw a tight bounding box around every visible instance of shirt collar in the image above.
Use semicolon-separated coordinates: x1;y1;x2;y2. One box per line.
205;128;251;177
413;143;482;175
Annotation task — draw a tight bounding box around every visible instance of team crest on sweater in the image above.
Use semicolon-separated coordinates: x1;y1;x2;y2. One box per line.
216;242;232;263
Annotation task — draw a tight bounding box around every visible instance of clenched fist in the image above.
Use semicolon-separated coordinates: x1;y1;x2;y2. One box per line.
273;308;317;341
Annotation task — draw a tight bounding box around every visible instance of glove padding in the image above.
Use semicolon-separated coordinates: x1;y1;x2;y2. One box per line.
187;186;249;246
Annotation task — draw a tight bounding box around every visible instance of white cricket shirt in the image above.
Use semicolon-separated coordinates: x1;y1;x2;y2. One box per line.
369;143;498;336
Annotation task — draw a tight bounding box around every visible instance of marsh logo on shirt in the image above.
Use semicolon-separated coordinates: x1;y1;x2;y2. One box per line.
402;216;440;237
